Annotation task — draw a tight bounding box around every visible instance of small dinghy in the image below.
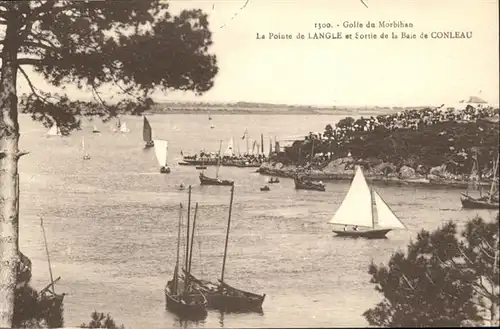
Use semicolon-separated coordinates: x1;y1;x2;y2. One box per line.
260;185;270;191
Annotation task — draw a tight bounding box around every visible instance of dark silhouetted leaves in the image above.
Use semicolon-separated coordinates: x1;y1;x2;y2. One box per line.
364;214;499;327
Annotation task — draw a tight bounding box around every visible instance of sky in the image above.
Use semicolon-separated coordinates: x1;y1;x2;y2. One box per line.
17;0;500;107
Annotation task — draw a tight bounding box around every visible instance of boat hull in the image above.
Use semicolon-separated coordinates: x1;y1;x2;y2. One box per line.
332;228;392;239
144;141;154;148
199;173;234;186
460;193;499;209
160;166;171;174
184;273;265;313
165;281;208;320
294;178;326;191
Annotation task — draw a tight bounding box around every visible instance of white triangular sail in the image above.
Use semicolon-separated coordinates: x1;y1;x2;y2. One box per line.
153;139;168;167
93;124;99;132
81;137;90;158
47;124;61;136
329;166;373;227
373;191;405;229
224;137;234;157
120;122;130;133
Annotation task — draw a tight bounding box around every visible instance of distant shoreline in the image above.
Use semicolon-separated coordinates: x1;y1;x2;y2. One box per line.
149;102;428;116
147;107;406;116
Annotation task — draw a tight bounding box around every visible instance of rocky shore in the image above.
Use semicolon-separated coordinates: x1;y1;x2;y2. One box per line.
258;157;494;189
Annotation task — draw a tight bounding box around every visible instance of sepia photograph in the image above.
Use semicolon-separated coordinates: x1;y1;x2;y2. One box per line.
0;0;499;328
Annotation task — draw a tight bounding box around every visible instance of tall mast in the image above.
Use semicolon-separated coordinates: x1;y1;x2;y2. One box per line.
489;152;499;197
174;203;183;294
216;140;222;178
188;203;199;273
220;185;235;283
261;133;264;154
184;186;191;293
310;139;315;164
246;135;249;155
40;217;56;294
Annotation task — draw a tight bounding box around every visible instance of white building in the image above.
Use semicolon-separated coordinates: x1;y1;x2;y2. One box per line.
439;95;489;112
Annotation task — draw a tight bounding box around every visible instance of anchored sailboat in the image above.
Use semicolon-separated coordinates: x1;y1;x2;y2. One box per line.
165;196;208;319
153;139;170;174
199;140;234;186
81;137;91;160
329;166;406;239
461;152;499;209
47;124;62;137
143;116;154;148
92;124;100;133
183;185;265;312
39;216;65;326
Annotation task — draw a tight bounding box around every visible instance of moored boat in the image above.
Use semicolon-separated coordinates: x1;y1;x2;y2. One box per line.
181;185;265;312
199;140;234;186
460;193;499;209
329;166;407;239
165;196;208;319
199;172;233;186
260;185;270;191
294;175;325;191
460;151;499;210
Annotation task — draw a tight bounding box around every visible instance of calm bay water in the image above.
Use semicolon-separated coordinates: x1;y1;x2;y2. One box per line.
17;113;497;328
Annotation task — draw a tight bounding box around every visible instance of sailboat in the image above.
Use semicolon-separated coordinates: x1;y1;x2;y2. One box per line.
461;152;499;209
329;166;407;239
81;137;91;160
119;121;130;133
143;116;154;148
39;216;65;327
153;139;170;174
47;123;62;137
183;185;265;312
199;140;234;186
165;196;208;319
92;124;100;133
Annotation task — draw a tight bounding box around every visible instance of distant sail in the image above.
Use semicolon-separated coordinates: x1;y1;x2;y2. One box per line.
82;136;90;159
92;124;100;133
224;137;234;157
153;139;168;167
373;191;405;229
47;124;61;136
329;166;373;227
143;116;153;142
120;122;130;133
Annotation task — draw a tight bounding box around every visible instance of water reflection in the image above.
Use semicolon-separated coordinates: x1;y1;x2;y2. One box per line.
217;309;265;328
174;316;205;328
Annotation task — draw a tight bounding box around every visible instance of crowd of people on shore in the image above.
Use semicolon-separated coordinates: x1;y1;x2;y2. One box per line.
326;105;499;139
282;104;499;177
184;150;268;165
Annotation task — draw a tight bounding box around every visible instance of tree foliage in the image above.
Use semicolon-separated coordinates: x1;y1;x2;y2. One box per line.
1;1;218;327
14;278;64;328
80;311;124;329
364;214;500;327
1;0;218;134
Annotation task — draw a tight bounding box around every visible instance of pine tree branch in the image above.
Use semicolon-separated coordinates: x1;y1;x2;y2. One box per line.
18;58;42;66
17;64;49;104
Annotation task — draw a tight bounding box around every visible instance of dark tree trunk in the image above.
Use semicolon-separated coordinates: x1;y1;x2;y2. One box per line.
0;14;21;328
